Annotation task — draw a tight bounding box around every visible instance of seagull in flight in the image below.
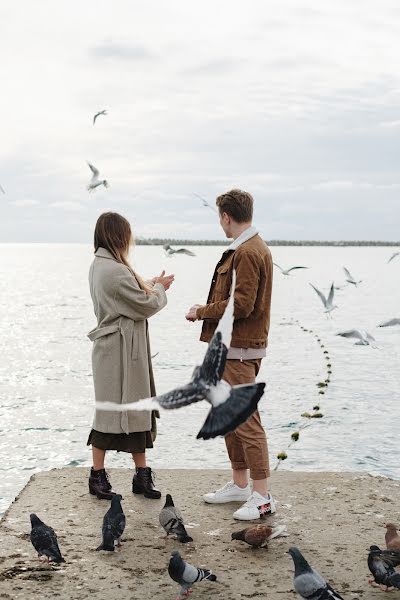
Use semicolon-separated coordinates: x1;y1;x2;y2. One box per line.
273;263;308;276
378;318;400;328
96;271;266;440
87;162;109;191
343;266;362;286
193;192;217;213
388;252;400;264
163;244;195;257
309;282;337;315
0;184;5;194
93;109;107;125
336;329;377;346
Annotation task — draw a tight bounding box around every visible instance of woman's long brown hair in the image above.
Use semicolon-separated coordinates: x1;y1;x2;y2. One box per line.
94;212;154;294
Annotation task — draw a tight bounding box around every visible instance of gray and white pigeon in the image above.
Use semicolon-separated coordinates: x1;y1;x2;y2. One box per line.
368;545;400;591
343;266;361;286
93;109;107;125
168;550;217;599
388;252;400;263
336;329;376;346
163;244;196;257
378;318;400;328
30;513;65;563
87;161;109;191
96;271;266;440
96;494;126;551
288;547;344;599
309;282;337;315
159;494;193;543
274;263;308;276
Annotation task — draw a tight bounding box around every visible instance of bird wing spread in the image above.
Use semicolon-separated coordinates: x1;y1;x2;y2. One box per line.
156;382;207;409
87;162;99;177
197;331;227;387
175;248;196;256
327;283;335;306
197;382;265;440
287;266;308;272
309;283;327;306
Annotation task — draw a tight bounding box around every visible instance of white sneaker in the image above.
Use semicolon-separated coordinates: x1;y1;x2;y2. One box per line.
203;481;251;504
233;491;276;520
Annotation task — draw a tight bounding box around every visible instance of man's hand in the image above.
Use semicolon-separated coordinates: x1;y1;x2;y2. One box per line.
185;304;202;321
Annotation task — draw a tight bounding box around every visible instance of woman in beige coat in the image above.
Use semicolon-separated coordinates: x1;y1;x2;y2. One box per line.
87;212;174;500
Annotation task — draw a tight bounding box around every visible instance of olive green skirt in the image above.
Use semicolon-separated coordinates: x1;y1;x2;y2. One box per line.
87;411;157;454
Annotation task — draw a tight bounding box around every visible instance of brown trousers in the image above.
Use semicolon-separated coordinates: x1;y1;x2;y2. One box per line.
223;359;270;480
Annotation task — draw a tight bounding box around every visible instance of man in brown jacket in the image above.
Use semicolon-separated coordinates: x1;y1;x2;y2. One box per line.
186;189;274;520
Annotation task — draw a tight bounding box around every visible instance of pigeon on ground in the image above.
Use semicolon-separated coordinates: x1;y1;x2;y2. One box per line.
30;513;65;563
159;494;193;543
288;547;344;599
163;244;196;257
388;252;400;263
87;161;109;191
378;318;400;328
96;271;266;440
193;192;217;213
385;523;400;551
309;283;337;315
96;494;125;551
168;550;217;599
336;329;376;346
368;545;400;590
93;109;107;125
343;266;361;286
274;263;308;276
231;524;287;548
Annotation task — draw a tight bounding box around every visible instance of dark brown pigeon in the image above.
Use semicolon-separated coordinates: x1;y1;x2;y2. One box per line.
231;524;286;548
385;523;400;552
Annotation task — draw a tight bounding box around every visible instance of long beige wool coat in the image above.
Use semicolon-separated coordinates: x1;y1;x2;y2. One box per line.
88;247;167;434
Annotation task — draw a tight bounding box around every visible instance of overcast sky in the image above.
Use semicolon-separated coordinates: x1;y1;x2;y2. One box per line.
1;1;400;242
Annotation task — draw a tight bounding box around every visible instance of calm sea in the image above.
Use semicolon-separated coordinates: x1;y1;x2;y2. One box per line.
0;244;399;514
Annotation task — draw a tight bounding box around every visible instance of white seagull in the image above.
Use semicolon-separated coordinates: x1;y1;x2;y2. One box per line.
93;109;107;126
378;318;400;327
95;271;266;440
388;252;400;264
87;162;109;192
273;263;308;276
163;244;195;257
309;282;337;315
336;329;376;346
193;193;217;213
343;266;362;286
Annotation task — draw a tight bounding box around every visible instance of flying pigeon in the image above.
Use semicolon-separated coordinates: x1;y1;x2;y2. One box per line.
288;546;344;599
30;513;65;563
336;329;376;346
159;494;193;543
87;161;109;191
193;192;217;213
388;252;400;263
273;263;308;276
168;550;217;599
343;267;361;286
309;282;338;315
163;244;196;257
93;109;107;125
96;494;126;551
378;318;400;328
231;524;287;548
96;270;266;440
368;545;400;591
385;523;400;552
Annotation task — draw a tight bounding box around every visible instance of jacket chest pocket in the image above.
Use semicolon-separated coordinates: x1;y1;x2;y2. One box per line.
215;264;232;299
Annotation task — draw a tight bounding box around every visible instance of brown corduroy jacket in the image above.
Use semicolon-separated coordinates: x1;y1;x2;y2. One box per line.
197;233;273;348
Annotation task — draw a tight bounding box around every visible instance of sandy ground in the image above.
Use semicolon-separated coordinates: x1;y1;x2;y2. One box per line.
0;469;399;599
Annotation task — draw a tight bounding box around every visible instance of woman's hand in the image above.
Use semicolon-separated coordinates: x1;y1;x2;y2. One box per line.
153;270;175;291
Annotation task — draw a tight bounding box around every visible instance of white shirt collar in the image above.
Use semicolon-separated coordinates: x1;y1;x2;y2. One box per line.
227;225;258;251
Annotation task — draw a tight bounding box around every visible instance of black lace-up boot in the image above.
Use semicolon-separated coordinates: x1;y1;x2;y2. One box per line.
132;467;161;499
89;468;117;500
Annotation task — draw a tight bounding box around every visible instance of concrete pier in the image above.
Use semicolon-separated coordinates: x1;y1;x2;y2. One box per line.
0;469;399;599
